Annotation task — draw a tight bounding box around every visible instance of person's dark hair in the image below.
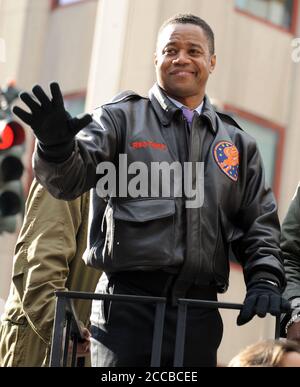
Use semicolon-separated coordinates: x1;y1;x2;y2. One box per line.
158;14;215;55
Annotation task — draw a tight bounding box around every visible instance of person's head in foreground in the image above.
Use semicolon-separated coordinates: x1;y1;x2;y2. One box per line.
228;339;300;367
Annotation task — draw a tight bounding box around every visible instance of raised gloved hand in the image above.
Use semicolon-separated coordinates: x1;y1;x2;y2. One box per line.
237;280;291;326
13;82;92;161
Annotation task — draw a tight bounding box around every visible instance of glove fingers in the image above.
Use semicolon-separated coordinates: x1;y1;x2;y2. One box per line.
255;295;269;317
32;85;52;110
237;296;257;326
268;295;281;316
70;114;93;135
19;92;41;113
50;82;64;108
281;298;291;313
12;106;33;126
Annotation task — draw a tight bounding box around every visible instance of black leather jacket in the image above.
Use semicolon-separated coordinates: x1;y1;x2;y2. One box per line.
280;184;300;332
34;84;285;296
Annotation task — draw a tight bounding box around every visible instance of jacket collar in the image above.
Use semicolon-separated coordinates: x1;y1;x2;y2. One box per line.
149;83;217;133
149;83;180;126
201;95;218;133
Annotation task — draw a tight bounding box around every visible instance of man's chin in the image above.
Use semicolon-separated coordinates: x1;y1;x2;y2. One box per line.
167;87;197;99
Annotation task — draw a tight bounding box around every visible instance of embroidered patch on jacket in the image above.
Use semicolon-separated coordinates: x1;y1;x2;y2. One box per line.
214;141;239;181
131;141;167;151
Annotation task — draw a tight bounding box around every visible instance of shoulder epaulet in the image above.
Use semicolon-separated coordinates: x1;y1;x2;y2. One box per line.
216;112;243;131
93;91;145;112
108;90;145;104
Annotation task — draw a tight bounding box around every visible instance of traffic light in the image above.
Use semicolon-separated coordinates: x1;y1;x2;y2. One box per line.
0;80;20;119
0;118;25;234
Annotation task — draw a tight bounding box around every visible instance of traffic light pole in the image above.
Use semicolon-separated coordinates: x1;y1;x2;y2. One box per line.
0;83;25;234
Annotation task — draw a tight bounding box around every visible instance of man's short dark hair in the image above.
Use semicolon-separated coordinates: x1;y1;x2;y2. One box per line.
158;14;215;55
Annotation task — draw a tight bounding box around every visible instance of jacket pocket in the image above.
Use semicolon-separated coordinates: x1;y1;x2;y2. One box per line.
103;199;176;270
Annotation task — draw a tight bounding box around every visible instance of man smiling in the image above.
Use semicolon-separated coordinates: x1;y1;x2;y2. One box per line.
13;14;289;367
155;19;215;109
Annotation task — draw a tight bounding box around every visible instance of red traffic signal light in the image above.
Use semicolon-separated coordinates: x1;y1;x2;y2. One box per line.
0;120;25;150
0;118;26;232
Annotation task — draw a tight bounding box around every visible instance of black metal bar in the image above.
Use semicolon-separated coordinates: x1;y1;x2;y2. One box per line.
275;316;281;339
150;301;166;367
63;314;72;367
71;336;78;367
55;290;166;303
178;298;243;310
50;296;67;367
51;291;284;368
173;303;188;367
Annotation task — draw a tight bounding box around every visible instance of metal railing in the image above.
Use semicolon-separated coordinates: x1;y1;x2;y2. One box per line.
49;291;281;367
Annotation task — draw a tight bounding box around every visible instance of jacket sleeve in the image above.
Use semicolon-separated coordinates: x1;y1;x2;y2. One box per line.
33;107;119;200
281;184;300;300
231;139;285;287
14;179;84;344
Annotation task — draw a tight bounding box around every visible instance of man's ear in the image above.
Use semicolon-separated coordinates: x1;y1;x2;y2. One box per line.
154;52;158;66
209;54;216;74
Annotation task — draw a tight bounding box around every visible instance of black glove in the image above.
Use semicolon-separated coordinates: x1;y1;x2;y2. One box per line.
237;280;291;326
13;82;92;161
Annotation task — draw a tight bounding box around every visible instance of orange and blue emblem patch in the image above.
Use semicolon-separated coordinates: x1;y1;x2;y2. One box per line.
214;141;239;182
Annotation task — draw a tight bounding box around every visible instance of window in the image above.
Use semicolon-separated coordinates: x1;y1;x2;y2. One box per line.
223;106;284;198
51;0;86;9
223;106;284;266
234;117;278;186
235;0;295;30
64;94;86;116
56;0;83;5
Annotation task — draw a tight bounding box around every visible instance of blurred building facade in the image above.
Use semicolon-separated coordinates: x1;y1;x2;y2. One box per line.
0;0;299;365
